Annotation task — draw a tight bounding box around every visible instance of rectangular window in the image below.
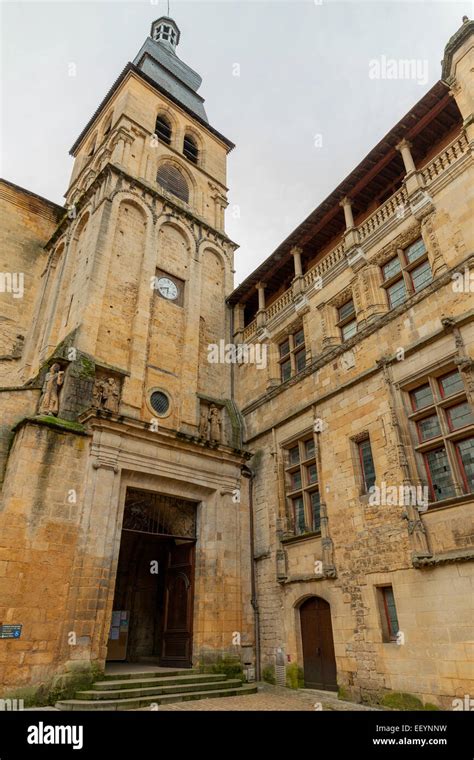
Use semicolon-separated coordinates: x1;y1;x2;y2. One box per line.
439;371;464;398
405;238;427;264
379;586;400;641
424;447;456;501
387;278;407;308
382;256;402;281
446;402;474;431
455;438;474;493
284;435;320;537
358;438;376;493
381;238;432;309
279;328;306;382
406;371;473;505
341;319;357;341
417;414;441;443
410;259;433;292
410;384;433;411
338;299;357;342
310;491;321;533
293;496;306;535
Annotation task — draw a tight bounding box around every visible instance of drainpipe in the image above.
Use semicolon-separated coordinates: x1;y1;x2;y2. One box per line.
242;464;260;681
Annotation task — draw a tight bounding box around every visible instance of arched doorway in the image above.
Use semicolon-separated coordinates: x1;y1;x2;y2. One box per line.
300;596;337;690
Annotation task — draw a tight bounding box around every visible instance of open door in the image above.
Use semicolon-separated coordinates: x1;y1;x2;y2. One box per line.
160;542;195;667
300;596;337;690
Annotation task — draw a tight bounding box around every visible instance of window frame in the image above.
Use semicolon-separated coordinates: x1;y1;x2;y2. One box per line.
337;299;357;342
357;436;376;494
284;433;321;537
278;327;306;382
377;585;400;643
404;367;474;504
381;237;432;309
155;115;173;146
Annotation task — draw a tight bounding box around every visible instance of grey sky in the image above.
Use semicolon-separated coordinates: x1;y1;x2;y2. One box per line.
0;0;468;285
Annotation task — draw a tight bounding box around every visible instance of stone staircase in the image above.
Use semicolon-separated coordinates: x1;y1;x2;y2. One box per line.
56;669;257;710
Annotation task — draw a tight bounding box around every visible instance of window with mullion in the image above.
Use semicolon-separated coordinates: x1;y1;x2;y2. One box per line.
337;298;357;342
407;369;474;503
284;436;320;536
381;237;432;308
279;328;306;382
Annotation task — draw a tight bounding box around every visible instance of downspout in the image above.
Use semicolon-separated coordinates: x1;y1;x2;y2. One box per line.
242;465;260;681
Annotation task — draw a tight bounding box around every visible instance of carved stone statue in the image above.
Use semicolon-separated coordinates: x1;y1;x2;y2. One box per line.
209;404;221;442
199;405;209;438
92;376;120;413
38;363;64;416
102;377;120;413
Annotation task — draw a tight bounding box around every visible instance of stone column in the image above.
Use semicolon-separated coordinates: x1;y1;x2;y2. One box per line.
340;196;355;229
233;303;245;342
256;282;266;329
396;138;424;196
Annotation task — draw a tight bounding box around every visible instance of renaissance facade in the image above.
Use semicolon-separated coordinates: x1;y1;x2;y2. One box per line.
0;16;472;709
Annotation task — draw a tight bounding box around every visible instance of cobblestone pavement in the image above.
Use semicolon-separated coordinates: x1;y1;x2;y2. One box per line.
146;684;384;711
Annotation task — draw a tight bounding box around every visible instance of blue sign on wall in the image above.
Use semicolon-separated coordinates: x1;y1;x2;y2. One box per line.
0;625;22;639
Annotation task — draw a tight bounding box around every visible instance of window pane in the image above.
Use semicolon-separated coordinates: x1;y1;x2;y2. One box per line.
446;402;474;431
456;438;474;493
279;339;290;358
359;438;376;492
405;238;426;264
382;587;399;638
410;384;433;411
439;371;463;398
411;260;432;292
290;470;302;491
382;256;401;281
294;329;304;347
295;349;306;373
387;278;407;308
417;414;441;442
304;439;315;460
424;447;455;501
310;491;321;533
342;319;357;341
289;446;300;465
306;463;318;485
338;299;355;321
293;497;305;534
281;359;291;382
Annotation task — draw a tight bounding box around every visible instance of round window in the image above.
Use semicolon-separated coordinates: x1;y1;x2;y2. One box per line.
150;391;170;416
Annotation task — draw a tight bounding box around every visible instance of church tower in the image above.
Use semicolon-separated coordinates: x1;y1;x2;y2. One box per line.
0;16;254;696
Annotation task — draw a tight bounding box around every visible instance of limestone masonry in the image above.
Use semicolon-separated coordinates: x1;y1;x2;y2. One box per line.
0;15;472;709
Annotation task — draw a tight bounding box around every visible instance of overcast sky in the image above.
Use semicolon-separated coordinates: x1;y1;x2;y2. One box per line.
0;0;468;284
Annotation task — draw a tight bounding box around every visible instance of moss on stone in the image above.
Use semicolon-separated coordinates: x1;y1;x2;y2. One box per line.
199;655;243;681
30;415;86;434
262;665;276;685
338;685;351;701
381;692;439;711
285;662;304;689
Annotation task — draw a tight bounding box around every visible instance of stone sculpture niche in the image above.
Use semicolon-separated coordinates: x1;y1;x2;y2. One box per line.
92;375;121;414
38;363;65;416
198;402;222;443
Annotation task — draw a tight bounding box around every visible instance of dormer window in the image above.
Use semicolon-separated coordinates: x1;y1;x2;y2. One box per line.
183;134;199;164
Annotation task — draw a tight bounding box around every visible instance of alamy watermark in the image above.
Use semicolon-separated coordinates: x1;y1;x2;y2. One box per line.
369;482;429;512
369;56;428;86
207;340;267;370
0;272;24;299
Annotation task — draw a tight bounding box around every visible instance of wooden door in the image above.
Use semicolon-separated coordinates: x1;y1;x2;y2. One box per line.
160;542;195;667
300;597;337;690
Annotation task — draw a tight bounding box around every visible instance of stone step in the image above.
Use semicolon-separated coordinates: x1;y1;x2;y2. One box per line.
56;684;258;711
76;678;242;701
92;673;227;691
102;669;198;682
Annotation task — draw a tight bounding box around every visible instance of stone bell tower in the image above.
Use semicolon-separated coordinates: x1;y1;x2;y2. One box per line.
22;14;237;435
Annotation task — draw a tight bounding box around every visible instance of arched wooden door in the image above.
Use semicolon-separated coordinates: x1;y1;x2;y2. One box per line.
300;596;337;690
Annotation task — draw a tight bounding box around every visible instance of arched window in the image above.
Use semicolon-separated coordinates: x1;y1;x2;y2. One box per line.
183;134;199;164
86;134;97;157
155;115;172;145
103;112;113;137
157;164;189;203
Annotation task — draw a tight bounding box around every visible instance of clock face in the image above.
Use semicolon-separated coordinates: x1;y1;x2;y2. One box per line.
157;277;178;300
